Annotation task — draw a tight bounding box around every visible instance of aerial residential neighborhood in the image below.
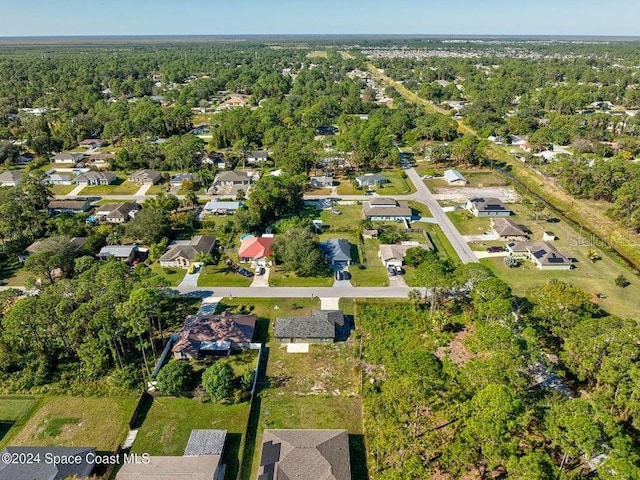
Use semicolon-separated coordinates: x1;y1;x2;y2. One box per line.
0;15;639;480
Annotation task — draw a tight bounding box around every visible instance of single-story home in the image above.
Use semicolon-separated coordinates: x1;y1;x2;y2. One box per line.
15;153;35;165
246;150;268;164
363;198;412;221
378;243;432;268
320;238;352;266
170;173;196;187
199;200;243;219
78;138;105;149
201;151;226;168
466;197;512;217
49;152;84;164
45;171;76;185
506;241;572;270
258;430;351;480
19;236;87;263
0;446;96;480
48;199;91;213
0;171;23;187
238;235;274;266
97;245;138;263
443;169;468;185
75;171;117;186
356;173;388;188
95;202;139;223
362;229;379;239
490;218;529;241
86;152;115;167
172;311;257;358
274;310;345;344
159;235;218;269
214;171;252;186
309;175;333;188
319;157;346;169
127;169;162;185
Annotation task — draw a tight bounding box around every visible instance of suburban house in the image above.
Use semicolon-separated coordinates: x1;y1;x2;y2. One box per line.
257;429;351;480
199;200;243;219
201;151;226;168
48;199;91;213
0;171;23;187
159;235;218;269
309;174;334;188
94;202;139;223
78;138;105;149
490;218;529;241
506;241;573;270
443;169;469;185
320;238;352;266
172;311;257;358
238;235;274;266
246;150;268;164
320;156;346;169
15;152;35;165
97;245;138;263
214;171;252;186
356;173;388;188
117;430;226;480
170;173;196;187
19;236;87;263
45;170;76;185
75;171;117;186
0;446;96;480
221;95;248;108
274;310;345;344
466;197;512;217
86;152;115;167
362;229;379;239
378;243;432;268
363;198;413;221
127;169;162;185
49;152;84;164
509;135;530;149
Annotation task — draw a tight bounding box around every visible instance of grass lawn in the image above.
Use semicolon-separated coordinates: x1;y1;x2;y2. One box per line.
335;177;362;195
371;170;415;195
421;223;459;263
149;262;188;286
81;178;140;195
350;265;389;287
198;264;253;287
131;397;250;480
463;170;508;187
146;185;167;195
408;200;433;218
48;184;76;195
0;258;30;286
0;396;41;447
305;186;333;196
447;210;490;235
9;396;138;450
269;267;334;287
318;204;363;233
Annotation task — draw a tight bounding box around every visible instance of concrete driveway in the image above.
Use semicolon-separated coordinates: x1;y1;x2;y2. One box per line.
177;263;203;288
250;267;270;287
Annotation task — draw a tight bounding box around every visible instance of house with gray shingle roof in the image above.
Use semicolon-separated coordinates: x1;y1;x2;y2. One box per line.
0;171;23;187
355;172;387;187
490;218;528;241
0;446;95;480
258;429;351;480
274;310;344;344
320;239;351;266
466;197;512;217
184;429;227;457
159;235;218;269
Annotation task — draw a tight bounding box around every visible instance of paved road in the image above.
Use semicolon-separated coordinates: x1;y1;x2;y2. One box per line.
404;167;478;264
172;285;423;298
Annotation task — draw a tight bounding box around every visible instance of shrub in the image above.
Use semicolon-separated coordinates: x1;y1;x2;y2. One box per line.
201;362;234;402
156;361;193;395
614;275;630;288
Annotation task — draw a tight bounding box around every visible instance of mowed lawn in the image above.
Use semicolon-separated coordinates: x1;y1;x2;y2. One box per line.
198;264;253;287
81;178;141;195
149;262;188;286
319;204;363;233
0;257;31;286
9;396;138;450
269;267;334;287
131;397;250;480
447;210;490;235
0;396;40;447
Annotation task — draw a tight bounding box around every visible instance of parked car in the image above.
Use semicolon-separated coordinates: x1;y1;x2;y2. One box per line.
335;270;344;280
365;190;374;195
387;266;397;276
486;246;504;253
238;268;253;277
394;266;404;275
256;267;265;276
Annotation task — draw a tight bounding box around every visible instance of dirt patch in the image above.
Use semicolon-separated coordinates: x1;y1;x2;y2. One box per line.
436;327;476;366
433;186;519;203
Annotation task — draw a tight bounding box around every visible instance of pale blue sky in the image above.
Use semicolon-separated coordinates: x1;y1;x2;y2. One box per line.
0;0;638;37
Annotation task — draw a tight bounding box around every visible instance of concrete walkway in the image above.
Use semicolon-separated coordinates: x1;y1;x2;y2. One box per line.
320;297;341;310
134;184;153;196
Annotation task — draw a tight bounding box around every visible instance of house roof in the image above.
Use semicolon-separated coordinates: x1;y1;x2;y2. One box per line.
0;446;95;480
258;429;351;480
171;312;257;353
106;202;139;219
128;170;162;183
115;456;221;480
215;171;251;183
202;200;243;211
274;310;344;340
0;171;23;183
468;197;511;214
378;244;431;263
48;200;90;210
367;197;398;207
50;152;83;161
321;239;351;263
248;150;268;159
160;236;217;263
26;236;87;254
356;173;387;185
98;245;137;258
490;218;528;238
363;200;412;218
184;429;227;456
170;173;195;184
526;242;571;266
444;169;468;183
238;236;274;260
76;171;116;182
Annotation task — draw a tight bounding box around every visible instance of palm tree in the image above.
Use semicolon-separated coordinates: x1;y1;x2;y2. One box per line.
106;231;122;245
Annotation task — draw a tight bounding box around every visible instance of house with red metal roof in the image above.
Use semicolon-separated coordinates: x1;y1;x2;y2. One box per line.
237;235;274;267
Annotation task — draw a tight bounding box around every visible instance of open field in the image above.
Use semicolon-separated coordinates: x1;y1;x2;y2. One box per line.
81;178;141;195
0;396;40;447
9;396;138;450
48;184;76;195
318;204;363;233
131;397;250;480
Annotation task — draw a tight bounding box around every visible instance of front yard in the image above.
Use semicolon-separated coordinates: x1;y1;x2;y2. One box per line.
149;262;188;286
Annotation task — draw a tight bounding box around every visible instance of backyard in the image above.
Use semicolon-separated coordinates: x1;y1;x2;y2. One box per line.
0;396;41;447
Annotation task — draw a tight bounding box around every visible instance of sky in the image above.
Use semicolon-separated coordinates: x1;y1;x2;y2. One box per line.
0;0;639;37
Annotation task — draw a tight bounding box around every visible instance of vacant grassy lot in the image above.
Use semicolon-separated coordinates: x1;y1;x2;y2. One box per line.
349;238;389;287
269;267;334;287
198;264;253;287
422;223;459;263
318;204;363;233
462;170;508;187
408;200;433;218
447;210;490;235
81;178;141;195
10;396;138;450
0;258;30;286
0;396;40;446
131;397;250;480
149;262;187;286
48;184;76;195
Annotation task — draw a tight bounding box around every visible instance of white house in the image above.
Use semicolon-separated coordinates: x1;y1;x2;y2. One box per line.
443;169;468;185
363;198;412;221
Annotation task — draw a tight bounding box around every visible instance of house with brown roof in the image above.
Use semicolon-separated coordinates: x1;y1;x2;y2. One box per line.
490;218;529;241
78;138;106;149
127;169;162;185
238;235;274;267
172;311;257;359
258;429;351;480
214;171;252;186
363;198;412;221
95;202;140;223
48;199;91;213
378;243;432;268
466;197;512;217
19;236;87;263
159;235;218;269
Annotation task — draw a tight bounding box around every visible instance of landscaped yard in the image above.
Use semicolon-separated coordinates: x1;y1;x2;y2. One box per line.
0;258;30;286
149;262;188;286
9;396;138;450
198;263;253;287
0;396;40;447
131;397;250;480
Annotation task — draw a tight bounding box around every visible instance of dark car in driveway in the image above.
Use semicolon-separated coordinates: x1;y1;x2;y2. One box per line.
486;246;505;253
238;268;254;277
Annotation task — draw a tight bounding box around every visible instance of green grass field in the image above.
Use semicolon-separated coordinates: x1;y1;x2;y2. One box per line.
269;267;334;287
318;204;363;233
198;264;253;287
9;396;138;450
149;262;188;286
0;396;40;447
447;210;490;235
131;397;250;480
0;258;30;286
48;184;77;195
81;178;141;195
